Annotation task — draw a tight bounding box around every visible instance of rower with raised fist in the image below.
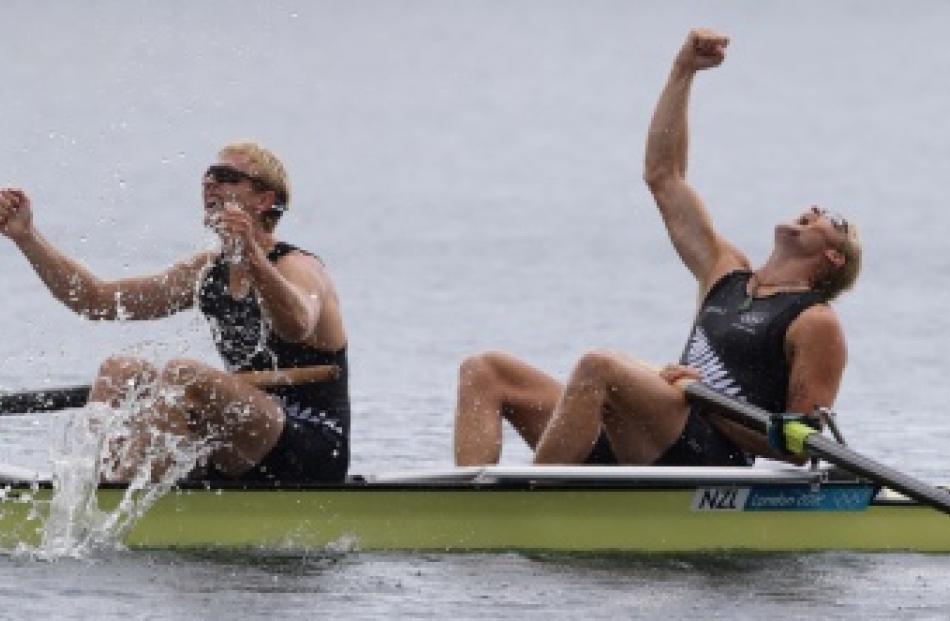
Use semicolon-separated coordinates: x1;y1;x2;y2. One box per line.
453;28;862;468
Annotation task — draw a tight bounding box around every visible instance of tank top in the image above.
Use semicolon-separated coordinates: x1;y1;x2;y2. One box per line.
678;270;822;414
197;241;350;437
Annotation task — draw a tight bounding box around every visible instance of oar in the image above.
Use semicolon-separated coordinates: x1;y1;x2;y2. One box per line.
685;381;950;517
0;385;89;414
0;364;340;415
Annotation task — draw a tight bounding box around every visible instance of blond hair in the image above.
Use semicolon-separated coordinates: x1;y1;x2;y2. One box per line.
218;141;290;209
814;222;862;301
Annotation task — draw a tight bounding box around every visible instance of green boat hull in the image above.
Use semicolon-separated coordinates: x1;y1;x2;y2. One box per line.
3;483;950;553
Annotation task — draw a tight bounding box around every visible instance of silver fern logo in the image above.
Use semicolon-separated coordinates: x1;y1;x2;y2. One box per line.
684;327;744;398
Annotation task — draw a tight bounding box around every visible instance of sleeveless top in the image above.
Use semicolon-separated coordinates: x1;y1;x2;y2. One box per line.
678;270;823;415
197;242;350;438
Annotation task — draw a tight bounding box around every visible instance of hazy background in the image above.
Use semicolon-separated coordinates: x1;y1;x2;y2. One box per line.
2;2;950;617
3;0;947;476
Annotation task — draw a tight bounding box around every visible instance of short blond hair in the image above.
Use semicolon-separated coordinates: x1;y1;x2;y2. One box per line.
814;222;862;301
218;141;290;209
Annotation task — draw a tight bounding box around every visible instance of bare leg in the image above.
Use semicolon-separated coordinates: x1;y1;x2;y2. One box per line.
89;356;162;478
161;358;285;475
88;355;159;407
106;358;286;483
533;350;689;465
105;390;196;483
454;351;563;466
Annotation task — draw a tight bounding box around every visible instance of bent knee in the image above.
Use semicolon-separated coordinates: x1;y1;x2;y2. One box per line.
458;350;511;389
573;349;623;380
96;355;158;383
161;357;214;389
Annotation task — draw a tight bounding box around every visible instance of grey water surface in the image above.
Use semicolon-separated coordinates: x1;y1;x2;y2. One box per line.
2;1;950;619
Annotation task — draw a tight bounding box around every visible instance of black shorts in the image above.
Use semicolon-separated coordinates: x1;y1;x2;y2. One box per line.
196;406;349;485
235;416;349;484
585;407;751;467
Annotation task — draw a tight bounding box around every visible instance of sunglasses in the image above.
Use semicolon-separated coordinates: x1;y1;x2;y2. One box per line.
204;164;269;188
203;164;289;211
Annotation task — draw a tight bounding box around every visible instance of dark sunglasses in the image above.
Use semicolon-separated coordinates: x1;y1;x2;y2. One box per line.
204;164;268;188
203;164;288;210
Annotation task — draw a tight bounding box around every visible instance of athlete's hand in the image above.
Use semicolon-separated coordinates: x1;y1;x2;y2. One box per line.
658;363;702;388
0;188;35;242
675;28;729;72
204;202;261;263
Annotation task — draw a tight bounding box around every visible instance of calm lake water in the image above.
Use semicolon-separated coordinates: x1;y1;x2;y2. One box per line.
2;1;950;618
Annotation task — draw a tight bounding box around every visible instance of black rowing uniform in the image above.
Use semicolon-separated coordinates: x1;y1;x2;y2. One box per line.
197;241;350;483
587;270;822;466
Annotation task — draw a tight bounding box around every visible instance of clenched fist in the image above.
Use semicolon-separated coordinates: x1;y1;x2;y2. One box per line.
0;188;33;242
675;28;729;72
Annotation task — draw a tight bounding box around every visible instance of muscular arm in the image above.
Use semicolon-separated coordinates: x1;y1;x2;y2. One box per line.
13;227;210;320
711;305;847;464
770;305;848;464
246;249;337;345
1;189;208;320
784;305;847;418
206;202;344;347
643;29;748;293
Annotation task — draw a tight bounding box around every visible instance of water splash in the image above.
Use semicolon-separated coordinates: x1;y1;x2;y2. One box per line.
33;386;210;559
39;405;108;557
195;227;274;371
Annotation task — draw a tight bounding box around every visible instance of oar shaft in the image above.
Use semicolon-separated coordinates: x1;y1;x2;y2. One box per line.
805;433;950;513
0;364;340;415
0;385;89;414
685;381;950;516
684;382;769;433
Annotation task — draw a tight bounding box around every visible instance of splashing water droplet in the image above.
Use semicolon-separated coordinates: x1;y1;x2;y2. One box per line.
28;384;212;558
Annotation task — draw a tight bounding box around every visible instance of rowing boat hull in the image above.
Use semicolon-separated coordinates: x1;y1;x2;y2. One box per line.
3;476;950;553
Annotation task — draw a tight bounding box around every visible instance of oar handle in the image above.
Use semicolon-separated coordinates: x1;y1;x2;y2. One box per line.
235;364;340;387
0;364;341;415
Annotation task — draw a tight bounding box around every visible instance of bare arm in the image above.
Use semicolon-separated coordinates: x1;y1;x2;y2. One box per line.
784;304;847;418
769;304;847;464
211;204;343;346
247;248;333;344
709;305;847;464
1;188;208;320
661;363;792;462
643;29;748;293
663;303;847;464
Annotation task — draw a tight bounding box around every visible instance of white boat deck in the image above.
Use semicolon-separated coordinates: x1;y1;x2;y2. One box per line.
1;462;829;487
366;464;828;486
0;463;49;485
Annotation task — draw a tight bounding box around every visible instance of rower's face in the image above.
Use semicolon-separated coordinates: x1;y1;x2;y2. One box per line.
775;205;849;255
201;153;262;213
